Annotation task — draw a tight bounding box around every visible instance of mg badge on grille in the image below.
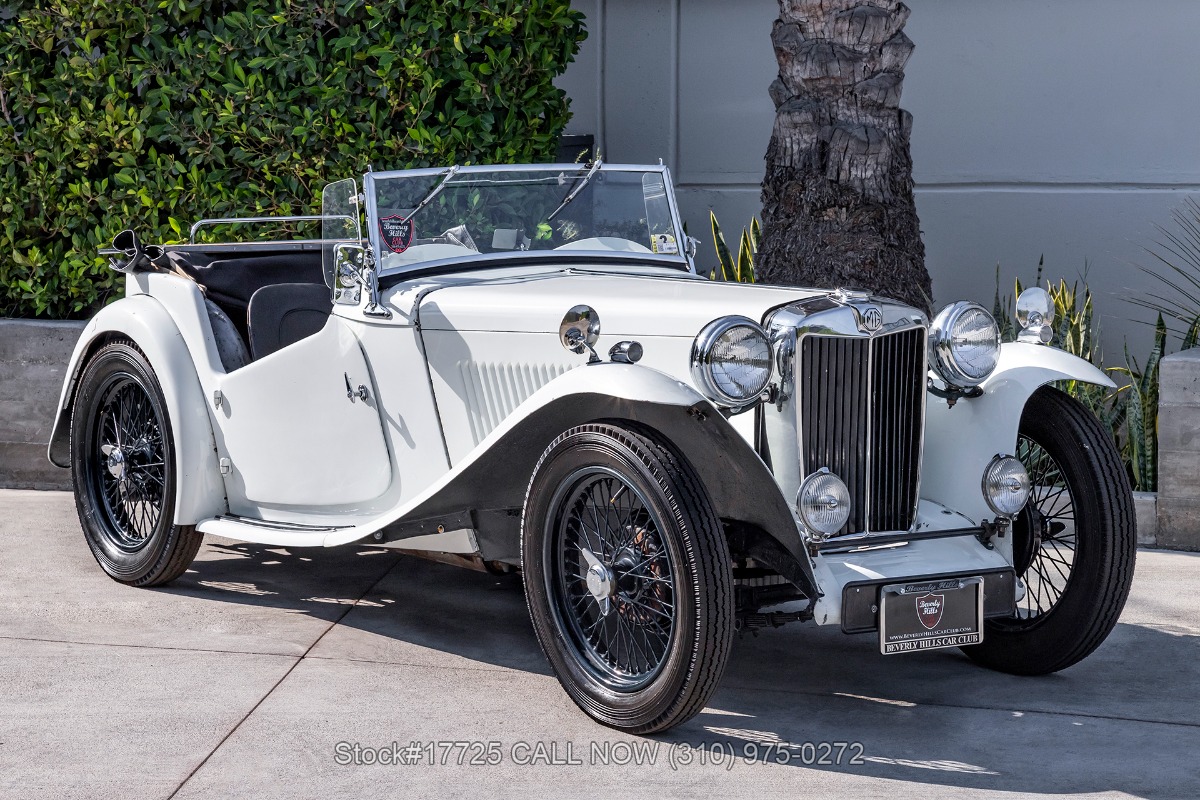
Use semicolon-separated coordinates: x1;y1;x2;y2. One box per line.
860;306;883;332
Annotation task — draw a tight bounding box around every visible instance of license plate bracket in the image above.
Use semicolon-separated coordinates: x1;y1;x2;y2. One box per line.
879;576;983;654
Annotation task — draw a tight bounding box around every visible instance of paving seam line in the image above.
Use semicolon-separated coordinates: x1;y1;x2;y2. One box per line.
164;555;401;800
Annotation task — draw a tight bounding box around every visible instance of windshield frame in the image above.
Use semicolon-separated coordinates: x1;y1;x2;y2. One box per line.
361;163;693;278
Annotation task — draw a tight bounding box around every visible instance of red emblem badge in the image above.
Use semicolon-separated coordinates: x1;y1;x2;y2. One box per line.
915;593;944;630
379;215;414;253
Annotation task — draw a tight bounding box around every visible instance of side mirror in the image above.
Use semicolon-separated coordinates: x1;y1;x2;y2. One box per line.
560;305;602;363
331;243;365;305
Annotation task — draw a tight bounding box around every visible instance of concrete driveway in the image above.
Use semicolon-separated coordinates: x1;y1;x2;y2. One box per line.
1;489;1197;800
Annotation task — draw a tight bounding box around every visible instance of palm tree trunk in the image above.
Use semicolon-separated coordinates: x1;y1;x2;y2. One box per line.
757;0;932;315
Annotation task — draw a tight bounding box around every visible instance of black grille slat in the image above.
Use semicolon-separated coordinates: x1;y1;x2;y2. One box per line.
799;328;925;536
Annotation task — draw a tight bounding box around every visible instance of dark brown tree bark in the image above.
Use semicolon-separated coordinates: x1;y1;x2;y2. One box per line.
757;0;932;314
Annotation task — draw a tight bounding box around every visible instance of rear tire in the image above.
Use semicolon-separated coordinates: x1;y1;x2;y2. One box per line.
963;386;1135;674
521;423;733;733
71;341;202;586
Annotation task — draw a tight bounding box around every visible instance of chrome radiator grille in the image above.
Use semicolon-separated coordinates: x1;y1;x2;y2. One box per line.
798;327;926;535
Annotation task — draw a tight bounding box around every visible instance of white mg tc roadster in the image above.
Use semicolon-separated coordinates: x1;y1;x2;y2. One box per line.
50;162;1135;733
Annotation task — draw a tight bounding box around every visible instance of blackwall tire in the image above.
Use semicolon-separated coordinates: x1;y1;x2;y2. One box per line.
521;423;734;733
70;340;202;587
963;386;1136;675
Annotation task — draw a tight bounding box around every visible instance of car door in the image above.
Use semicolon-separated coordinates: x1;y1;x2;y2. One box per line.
211;315;392;513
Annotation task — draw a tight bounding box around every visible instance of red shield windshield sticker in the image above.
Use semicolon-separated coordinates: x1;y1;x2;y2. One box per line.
915;593;945;630
380;215;414;253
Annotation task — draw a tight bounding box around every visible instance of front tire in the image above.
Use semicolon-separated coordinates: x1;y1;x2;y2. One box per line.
71;340;202;586
964;386;1136;674
521;423;734;733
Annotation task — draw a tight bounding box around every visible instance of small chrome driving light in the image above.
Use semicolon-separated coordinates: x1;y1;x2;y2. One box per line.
690;316;772;409
928;301;1001;389
796;468;852;539
1016;287;1055;344
982;455;1031;518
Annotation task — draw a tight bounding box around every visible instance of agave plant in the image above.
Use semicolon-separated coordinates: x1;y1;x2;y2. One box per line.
708;212;760;283
1114;315;1168;492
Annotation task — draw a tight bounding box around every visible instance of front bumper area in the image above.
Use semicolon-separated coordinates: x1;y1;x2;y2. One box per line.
808;531;1016;628
840;567;1016;634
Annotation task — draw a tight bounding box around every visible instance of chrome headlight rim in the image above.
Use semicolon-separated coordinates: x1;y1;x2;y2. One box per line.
690;315;773;409
928;301;1001;389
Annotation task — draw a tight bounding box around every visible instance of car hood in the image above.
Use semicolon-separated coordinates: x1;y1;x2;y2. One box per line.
414;267;829;337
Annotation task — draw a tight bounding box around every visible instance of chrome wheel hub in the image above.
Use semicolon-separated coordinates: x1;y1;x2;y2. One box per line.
581;548;616;615
101;444;126;480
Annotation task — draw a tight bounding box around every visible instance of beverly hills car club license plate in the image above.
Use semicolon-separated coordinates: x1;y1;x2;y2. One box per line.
879;577;984;654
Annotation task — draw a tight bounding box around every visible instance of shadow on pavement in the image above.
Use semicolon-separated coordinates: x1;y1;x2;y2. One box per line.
167;540;1199;798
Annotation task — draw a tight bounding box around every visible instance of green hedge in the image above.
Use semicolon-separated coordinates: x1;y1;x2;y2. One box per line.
0;0;586;318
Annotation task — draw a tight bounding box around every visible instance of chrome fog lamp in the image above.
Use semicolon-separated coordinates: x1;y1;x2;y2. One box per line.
982;455;1031;518
1016;287;1055;344
796;468;852;539
928;301;1001;389
690;316;772;409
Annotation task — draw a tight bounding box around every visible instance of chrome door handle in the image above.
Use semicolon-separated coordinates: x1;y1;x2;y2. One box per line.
344;373;369;403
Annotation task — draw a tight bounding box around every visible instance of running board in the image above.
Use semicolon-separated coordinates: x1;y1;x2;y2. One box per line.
197;515;353;547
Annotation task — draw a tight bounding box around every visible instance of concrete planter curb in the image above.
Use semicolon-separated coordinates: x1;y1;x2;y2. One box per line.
0;319;85;490
1157;349;1200;551
1134;491;1157;548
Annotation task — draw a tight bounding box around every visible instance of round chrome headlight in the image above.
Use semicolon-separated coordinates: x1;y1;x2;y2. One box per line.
690;316;772;408
929;302;1001;388
796;469;852;539
982;455;1031;518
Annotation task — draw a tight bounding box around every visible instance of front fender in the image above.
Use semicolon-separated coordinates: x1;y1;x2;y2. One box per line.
323;361;817;595
921;342;1114;531
47;295;226;524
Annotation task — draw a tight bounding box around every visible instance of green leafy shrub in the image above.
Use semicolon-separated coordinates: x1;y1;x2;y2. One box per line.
707;212;759;283
0;0;586;319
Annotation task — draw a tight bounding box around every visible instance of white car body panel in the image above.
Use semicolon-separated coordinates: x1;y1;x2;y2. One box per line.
213;319;391;509
921;342;1114;563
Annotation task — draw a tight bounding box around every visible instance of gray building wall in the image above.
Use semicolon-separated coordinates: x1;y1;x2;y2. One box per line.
556;0;1200;359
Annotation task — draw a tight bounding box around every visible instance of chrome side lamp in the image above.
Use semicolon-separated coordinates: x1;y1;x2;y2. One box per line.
1016;287;1055;344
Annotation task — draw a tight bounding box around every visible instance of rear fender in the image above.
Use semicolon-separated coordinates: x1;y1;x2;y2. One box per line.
47;295;226;523
921;342;1115;532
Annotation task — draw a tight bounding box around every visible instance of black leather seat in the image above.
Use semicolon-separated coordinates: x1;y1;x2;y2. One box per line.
247;283;332;360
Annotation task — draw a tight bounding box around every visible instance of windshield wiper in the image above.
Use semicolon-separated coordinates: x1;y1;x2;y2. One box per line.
546;158;603;222
401;165;459;223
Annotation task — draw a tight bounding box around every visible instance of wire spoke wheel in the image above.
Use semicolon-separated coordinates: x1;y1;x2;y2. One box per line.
1001;433;1078;627
88;373;169;551
71;341;201;587
548;467;678;692
522;424;733;733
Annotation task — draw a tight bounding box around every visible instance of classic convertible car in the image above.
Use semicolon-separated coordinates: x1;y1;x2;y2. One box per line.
50;162;1134;733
